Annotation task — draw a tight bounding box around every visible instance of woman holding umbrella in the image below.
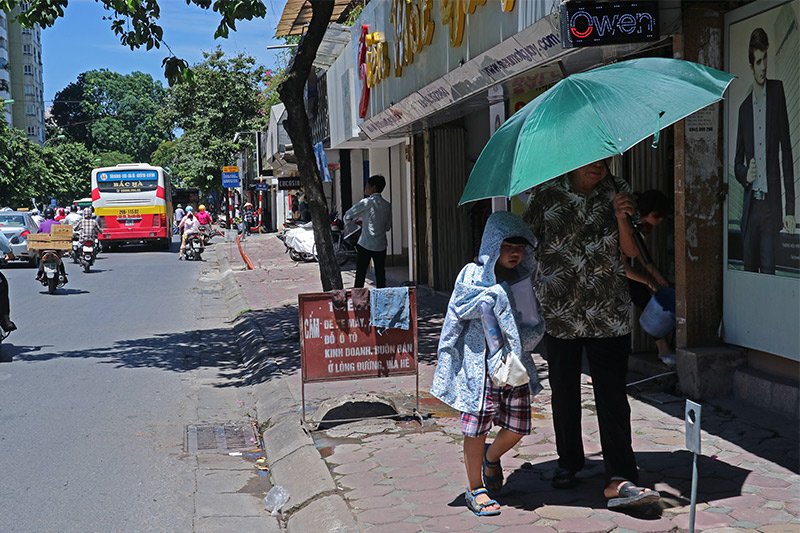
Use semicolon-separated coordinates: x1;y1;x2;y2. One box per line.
524;159;661;509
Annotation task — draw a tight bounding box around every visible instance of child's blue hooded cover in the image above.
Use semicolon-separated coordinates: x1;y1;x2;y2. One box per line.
431;211;544;415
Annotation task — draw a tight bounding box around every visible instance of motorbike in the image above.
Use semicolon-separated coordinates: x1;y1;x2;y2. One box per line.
334;222;361;266
199;224;223;246
80;239;96;273
183;234;204;261
71;233;81;263
38;249;67;294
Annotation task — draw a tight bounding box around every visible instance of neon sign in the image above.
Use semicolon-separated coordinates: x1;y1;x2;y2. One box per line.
561;1;659;48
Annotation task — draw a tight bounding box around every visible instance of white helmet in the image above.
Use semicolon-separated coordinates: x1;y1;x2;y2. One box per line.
83;208;92;218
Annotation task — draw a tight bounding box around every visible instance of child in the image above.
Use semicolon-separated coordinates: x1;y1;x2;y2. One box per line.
431;211;544;516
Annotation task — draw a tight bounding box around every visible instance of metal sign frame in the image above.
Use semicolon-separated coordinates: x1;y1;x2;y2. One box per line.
299;288;419;428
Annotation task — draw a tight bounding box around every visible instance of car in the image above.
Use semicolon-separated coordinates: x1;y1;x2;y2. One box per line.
0;211;40;266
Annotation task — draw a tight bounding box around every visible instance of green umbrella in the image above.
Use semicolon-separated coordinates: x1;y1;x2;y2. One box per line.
460;58;735;205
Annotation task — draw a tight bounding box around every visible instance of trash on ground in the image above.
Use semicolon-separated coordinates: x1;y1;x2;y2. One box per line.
263;485;289;516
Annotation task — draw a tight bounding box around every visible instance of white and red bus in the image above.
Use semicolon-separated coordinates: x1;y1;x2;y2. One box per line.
91;164;173;249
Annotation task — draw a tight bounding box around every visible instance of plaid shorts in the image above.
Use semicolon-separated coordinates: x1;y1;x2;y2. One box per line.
460;379;531;437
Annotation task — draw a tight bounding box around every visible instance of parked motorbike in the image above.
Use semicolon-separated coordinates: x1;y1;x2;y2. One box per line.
183;234;204;261
38;249;67;294
334;223;361;266
80;239;96;273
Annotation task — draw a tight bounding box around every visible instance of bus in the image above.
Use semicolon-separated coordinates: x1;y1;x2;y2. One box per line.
91;164;173;249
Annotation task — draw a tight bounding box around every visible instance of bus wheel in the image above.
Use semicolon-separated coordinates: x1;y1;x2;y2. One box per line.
161;238;171;251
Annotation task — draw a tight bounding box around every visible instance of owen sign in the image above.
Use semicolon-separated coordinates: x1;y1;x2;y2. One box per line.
560;1;659;48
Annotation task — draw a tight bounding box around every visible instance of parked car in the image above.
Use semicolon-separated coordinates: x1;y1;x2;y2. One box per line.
0;211;40;266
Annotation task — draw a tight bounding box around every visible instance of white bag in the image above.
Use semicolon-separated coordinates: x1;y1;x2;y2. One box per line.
490;349;529;388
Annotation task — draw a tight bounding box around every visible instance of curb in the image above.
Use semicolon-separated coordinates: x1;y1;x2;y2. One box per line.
214;244;359;532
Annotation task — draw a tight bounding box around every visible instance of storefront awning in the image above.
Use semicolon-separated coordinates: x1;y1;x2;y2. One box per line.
275;0;351;38
313;23;351;69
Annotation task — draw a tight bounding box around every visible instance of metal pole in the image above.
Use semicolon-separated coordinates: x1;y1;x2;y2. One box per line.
689;452;698;533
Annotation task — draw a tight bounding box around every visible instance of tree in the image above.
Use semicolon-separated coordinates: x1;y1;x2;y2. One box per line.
278;0;342;290
41;142;97;202
51;70;172;162
160;50;266;193
96;150;134;168
0;122;48;208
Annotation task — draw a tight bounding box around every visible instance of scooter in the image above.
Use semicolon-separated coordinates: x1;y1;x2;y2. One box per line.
71;233;81;263
38;249;68;294
80;239;95;273
199;224;223;246
183;234;204;261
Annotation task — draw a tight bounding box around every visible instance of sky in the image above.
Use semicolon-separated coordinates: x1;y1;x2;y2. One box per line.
41;0;289;102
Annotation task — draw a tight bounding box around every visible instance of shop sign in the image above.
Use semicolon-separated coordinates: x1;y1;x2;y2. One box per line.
358;25;370;118
277;177;301;190
441;0;516;48
391;0;435;77
299;290;418;383
365;31;391;88
560;1;659;48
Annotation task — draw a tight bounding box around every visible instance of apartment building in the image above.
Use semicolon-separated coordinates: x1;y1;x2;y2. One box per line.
5;3;45;144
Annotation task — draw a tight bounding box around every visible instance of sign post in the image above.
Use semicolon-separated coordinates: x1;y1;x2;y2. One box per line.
299;289;419;426
685;400;702;533
221;165;241;189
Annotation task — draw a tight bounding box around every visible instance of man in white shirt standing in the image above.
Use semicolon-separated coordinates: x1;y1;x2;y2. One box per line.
344;175;392;288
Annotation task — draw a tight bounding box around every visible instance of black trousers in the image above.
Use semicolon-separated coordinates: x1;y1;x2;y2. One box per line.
0;271;9;319
742;197;778;274
545;333;638;484
354;244;386;288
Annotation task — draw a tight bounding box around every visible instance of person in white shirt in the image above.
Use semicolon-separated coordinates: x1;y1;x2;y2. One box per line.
63;205;82;227
30;208;44;227
178;206;200;259
344;175;392;288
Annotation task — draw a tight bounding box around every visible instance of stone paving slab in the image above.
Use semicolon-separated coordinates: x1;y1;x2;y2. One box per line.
285;495;359;533
218;234;800;532
195;516;280;533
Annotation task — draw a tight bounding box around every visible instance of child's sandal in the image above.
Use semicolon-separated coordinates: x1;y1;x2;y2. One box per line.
465;487;501;516
482;454;504;492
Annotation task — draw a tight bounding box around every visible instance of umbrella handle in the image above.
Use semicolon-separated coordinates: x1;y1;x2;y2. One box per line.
608;176;653;266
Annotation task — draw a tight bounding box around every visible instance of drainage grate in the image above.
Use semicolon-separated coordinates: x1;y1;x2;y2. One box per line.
186;423;252;453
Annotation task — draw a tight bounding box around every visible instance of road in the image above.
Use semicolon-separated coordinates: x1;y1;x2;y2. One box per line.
0;239;250;532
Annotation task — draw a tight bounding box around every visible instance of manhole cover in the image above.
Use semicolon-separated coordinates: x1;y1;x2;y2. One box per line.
186;423;252;453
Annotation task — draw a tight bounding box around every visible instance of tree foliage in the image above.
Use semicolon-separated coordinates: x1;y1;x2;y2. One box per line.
160;49;266;193
51;70;172;162
0;123;91;207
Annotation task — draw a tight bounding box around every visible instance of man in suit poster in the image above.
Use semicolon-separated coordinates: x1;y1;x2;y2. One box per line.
733;27;795;275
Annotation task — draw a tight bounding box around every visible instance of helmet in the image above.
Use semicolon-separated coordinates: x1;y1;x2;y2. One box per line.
83;208;92;218
244;202;253;208
31;208;39;215
58;208;65;216
186;206;194;213
44;207;55;219
177;204;183;209
198;204;206;211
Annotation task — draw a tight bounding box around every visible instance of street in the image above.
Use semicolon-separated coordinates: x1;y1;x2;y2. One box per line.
0;239;258;532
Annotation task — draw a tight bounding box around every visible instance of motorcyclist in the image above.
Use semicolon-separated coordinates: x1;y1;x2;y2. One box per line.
0;232;17;332
178;206;200;259
35;207;71;283
37;207;61;234
63;205;82;227
174;204;185;231
30;208;44;226
196;204;212;226
77;208;102;243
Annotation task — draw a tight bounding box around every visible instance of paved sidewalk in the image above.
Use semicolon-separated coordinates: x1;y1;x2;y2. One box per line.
224;233;799;532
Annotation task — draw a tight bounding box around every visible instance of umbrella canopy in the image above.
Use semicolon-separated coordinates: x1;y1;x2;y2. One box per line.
460;58;735;205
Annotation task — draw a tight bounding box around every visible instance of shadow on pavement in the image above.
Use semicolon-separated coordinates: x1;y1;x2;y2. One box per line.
447;451;749;519
13;327;242;377
0;342;50;362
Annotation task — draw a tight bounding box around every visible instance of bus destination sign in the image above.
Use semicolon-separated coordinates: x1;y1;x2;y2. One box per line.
97;170;159;193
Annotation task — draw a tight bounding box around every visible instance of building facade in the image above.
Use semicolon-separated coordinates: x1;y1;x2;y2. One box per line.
6;4;45;144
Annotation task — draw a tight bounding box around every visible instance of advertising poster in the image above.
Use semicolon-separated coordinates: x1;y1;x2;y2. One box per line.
726;0;799;277
723;0;800;361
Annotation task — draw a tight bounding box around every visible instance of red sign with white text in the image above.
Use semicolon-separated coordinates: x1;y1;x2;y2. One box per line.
300;289;417;383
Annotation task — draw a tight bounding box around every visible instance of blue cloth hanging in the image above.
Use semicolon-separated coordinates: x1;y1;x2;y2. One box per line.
369;287;410;330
